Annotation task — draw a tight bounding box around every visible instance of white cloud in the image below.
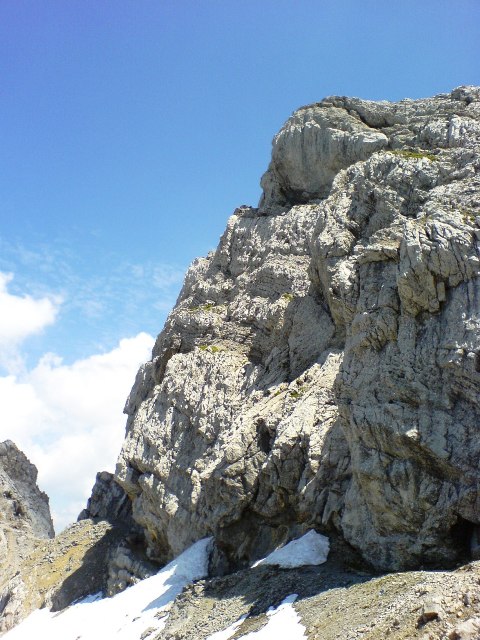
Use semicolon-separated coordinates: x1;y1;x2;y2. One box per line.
0;241;185;362
0;268;162;532
0;332;155;532
0;272;60;373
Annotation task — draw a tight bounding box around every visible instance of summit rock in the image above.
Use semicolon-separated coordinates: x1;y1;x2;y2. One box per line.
116;87;480;573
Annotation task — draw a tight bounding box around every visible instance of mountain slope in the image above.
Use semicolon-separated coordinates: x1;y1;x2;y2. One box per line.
2;87;480;639
116;86;480;572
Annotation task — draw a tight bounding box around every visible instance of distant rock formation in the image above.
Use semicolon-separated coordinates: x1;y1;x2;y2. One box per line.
0;518;133;634
0;440;54;632
78;471;157;597
0;440;54;576
78;470;133;524
0;459;147;634
115;86;480;572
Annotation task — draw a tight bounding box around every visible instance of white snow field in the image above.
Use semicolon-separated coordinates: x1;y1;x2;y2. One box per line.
5;531;327;639
251;530;330;568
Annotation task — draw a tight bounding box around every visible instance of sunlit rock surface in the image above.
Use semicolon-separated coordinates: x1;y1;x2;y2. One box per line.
0;440;54;582
116;86;480;572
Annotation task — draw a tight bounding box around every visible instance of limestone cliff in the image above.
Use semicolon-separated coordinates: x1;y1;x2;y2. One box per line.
0;441;54;579
0;441;54;632
115;86;480;572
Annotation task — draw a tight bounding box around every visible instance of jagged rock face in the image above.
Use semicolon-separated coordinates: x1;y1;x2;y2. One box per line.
117;206;350;568
116;86;480;571
0;441;54;578
0;440;54;539
0;441;55;632
306;87;480;569
78;471;133;524
78;471;157;598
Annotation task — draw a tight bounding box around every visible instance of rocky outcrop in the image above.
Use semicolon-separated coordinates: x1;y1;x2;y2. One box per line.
116;86;480;573
78;471;157;598
0;442;108;634
116;206;350;570
0;441;55;633
78;471;134;524
308;89;480;570
0;441;54;582
0;456;147;634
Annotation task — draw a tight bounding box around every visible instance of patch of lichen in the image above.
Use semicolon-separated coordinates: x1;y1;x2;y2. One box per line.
460;208;477;224
387;149;437;162
198;344;224;354
188;303;225;314
290;387;306;399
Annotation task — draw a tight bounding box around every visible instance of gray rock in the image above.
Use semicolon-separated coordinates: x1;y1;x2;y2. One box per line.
0;441;54;583
259;103;388;211
105;544;158;597
449;617;480;640
116;86;480;571
79;471;158;598
116;203;349;569
420;594;444;622
0;441;54;632
0;440;54;539
78;470;133;524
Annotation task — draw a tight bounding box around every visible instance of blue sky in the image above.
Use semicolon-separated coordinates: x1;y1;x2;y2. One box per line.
0;0;479;529
1;0;479;362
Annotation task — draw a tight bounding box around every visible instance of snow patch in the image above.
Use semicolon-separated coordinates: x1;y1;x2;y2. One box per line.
206;614;248;640
252;530;329;568
4;537;213;640
207;595;306;640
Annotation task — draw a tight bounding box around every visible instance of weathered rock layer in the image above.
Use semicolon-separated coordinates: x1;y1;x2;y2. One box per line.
116;87;480;572
0;441;55;632
0;441;54;579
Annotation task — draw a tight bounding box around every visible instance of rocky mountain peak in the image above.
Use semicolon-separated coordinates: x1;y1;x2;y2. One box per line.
0;441;55;632
115;86;480;573
260;86;480;213
1;87;479;639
